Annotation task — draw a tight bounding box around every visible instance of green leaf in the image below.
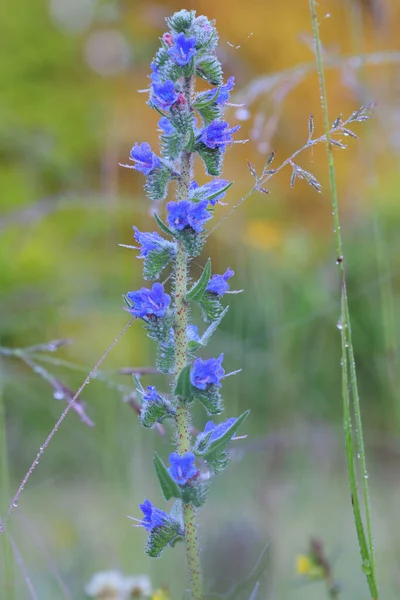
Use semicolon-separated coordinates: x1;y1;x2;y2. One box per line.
153;453;182;501
145;164;174;202
199;292;224;323
200;306;229;347
142;247;176;281
156;342;175;374
187;259;211;302
154;213;174;237
195;56;223;85
196;143;224;176
174;228;206;257
166;9;195;33
174;364;193;400
198;410;250;460
181;480;210;508
145;519;184;558
192;385;223;415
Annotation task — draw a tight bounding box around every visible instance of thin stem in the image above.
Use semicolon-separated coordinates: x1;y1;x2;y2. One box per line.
308;1;378;598
173;75;202;600
0;374;15;600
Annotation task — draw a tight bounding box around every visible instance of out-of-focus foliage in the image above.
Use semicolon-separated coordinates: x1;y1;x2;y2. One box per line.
1;0;400;599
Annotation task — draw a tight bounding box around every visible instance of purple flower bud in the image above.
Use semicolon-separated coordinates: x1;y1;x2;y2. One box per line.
207;268;234;295
190;354;225;390
125;283;171;318
168;33;197;66
129;142;161;175
162;32;174;46
151;80;179;110
198;120;240;151
166;200;212;233
168;452;197;485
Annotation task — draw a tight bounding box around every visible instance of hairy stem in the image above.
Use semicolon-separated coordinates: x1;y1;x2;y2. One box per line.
308;1;378;598
174;76;203;600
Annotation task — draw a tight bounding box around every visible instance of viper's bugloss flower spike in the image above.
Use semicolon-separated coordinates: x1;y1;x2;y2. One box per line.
129;142;161;175
191;354;225;390
207;268;234;295
166;200;212;233
168;452;198;485
204;417;237;442
125;283;171;318
151;80;179;110
198;121;240;151
168;33;198;66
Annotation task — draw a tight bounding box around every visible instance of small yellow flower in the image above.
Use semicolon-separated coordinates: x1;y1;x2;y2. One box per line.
151;589;169;600
296;554;313;575
296;554;324;579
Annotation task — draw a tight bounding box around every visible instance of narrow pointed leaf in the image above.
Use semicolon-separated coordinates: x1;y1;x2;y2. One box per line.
153;452;182;500
154;213;175;237
187;259;212;302
174;364;193;400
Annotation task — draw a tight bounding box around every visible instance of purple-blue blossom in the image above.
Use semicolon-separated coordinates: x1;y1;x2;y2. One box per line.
125;283;171;318
139;499;168;531
150;61;160;83
207;268;234;295
129;142;161;175
151;80;179;110
191;354;225;390
158;117;175;135
168;452;197;485
133;227;165;258
198;121;240;151
167;200;212;233
143;386;159;402
189;179;230;206
204;417;237;442
199;76;235;106
168;33;197;66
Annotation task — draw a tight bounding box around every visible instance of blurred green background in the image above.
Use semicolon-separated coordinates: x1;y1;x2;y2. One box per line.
1;0;400;598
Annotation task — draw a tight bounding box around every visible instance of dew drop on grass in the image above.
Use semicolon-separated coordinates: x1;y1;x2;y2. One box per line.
53;391;64;400
337;321;343;330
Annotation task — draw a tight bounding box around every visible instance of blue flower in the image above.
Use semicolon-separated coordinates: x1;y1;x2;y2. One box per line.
168;33;197;66
189;179;230;206
150;61;160;83
158;117;175;135
198;121;240;151
166;200;212;233
151;80;179;110
207;268;234;295
204;417;237;442
139;499;168;531
125;283;171;318
191;354;225;390
133;227;165;258
143;386;159;402
168;452;197;485
129;142;161;175
199;76;235;106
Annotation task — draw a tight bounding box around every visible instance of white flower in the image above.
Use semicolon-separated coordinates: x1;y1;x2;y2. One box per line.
123;574;152;598
85;570;125;598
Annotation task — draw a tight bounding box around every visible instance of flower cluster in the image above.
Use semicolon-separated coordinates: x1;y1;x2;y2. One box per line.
120;7;249;580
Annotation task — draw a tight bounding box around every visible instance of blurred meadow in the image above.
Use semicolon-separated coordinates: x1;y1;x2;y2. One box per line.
1;0;400;598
